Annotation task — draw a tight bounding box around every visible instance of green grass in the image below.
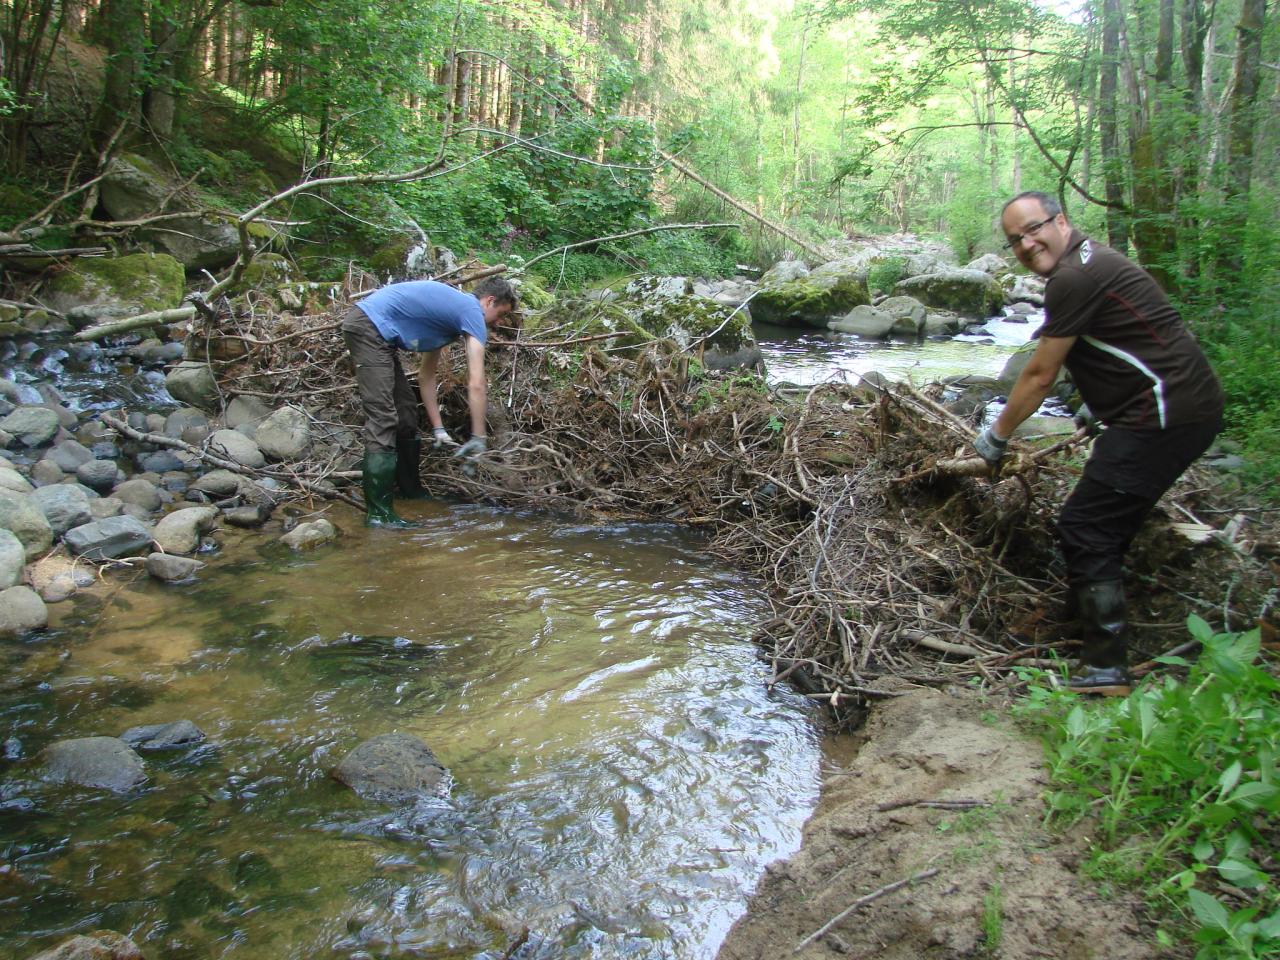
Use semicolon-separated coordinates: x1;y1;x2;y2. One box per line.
1015;616;1280;958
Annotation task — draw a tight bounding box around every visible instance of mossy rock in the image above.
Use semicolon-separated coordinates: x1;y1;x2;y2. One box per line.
239;253;301;289
43;253;185;317
512;274;555;311
0;183;42;228
367;234;420;278
893;269;1005;320
751;273;870;330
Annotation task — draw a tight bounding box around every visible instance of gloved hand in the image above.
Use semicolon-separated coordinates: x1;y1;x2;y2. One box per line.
1073;403;1100;437
453;436;487;459
972;426;1009;468
431;426;457;449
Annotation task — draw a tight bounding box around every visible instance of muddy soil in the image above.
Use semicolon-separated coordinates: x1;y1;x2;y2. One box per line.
718;685;1168;960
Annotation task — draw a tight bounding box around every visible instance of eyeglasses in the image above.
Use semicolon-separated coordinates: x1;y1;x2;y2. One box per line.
1002;216;1055;250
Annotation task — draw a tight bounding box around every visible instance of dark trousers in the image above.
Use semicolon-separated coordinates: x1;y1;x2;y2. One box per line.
1057;415;1221;585
342;307;420;453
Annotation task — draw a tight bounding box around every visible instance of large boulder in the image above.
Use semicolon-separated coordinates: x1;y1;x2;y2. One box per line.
893;268;1005;320
629;295;762;371
0;464;34;496
43;253;185;328
751;269;871;330
207;429;266;468
878;296;928;337
40;737;147;792
100;153;241;269
332;732;449;803
828;304;895;339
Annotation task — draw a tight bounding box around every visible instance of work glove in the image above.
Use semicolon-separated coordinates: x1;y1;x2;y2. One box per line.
972;426;1009;469
1073;403;1100;437
453;436;487;460
431;426;458;449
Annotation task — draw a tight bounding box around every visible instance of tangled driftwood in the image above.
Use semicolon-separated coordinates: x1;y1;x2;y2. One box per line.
174;289;1270;728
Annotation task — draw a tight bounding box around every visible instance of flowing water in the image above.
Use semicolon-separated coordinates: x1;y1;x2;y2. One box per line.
755;315;1039;387
1;505;822;959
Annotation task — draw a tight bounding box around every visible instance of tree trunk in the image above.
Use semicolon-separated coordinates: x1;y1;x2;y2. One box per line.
1098;0;1129;253
1216;0;1266;281
1128;0;1178;292
92;0;145;144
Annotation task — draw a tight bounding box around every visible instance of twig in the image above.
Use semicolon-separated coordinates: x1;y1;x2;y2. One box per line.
794;868;941;952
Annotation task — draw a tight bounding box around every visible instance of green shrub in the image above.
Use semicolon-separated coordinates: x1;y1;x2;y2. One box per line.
1015;617;1280;957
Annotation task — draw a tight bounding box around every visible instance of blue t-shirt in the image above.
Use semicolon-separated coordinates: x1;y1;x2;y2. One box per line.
356;281;487;352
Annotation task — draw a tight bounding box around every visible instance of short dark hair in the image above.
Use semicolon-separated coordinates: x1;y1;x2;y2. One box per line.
1002;190;1064;219
472;277;518;308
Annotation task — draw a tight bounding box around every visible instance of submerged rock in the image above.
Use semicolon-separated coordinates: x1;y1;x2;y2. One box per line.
332;731;449;803
40;736;147;792
120;719;206;751
26;931;144;960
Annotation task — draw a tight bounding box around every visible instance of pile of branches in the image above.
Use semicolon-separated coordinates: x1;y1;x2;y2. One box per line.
199;295;1268;728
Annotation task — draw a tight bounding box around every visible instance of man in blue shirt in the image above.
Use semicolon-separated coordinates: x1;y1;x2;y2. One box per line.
342;277;517;526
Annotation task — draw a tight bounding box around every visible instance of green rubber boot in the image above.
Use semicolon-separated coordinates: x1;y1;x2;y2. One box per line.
395;436;432;500
362;449;412;527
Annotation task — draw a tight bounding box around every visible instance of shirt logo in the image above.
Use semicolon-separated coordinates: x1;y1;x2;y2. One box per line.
1079;239;1093;265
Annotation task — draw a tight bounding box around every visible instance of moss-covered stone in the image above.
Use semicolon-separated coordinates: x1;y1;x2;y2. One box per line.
513;275;555;311
893;269;1004;320
239;253;300;289
367;233;419;277
751;274;870;330
0;183;41;227
45;253;185;315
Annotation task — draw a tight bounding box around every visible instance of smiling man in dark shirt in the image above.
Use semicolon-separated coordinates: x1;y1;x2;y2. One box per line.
973;191;1223;695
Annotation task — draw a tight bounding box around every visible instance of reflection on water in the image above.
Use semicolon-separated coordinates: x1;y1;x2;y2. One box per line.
0;503;822;959
755;316;1039;387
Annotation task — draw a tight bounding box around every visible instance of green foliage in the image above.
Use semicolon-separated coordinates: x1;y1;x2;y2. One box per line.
865;256;907;297
981;882;1004;956
1015;617;1280;956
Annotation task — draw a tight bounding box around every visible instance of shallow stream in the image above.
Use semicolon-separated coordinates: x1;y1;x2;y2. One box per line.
2;504;822;959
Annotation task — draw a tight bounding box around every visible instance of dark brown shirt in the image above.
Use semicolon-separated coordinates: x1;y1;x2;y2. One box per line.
1040;231;1223;430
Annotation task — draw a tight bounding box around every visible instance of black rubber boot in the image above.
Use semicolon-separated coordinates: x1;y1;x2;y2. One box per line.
362;449;412;527
395;436;432;500
1069;580;1132;696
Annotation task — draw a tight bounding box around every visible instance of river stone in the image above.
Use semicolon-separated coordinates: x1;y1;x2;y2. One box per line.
281;518;337;550
41;736;147;792
0;406;60;446
224;395;273;430
89;496;124;520
64;515;153;560
28;554;96;602
998;342;1068;392
192;469;246;498
165;407;210;444
121;719;206;751
164;361;220;411
760;260;811;285
0;464;33;495
332;732;449;802
30;459;65;486
48;440;93;472
44;253;185;324
30;484;95;536
0;585;48;634
76;459;120;493
222;503;271;527
965;253;1010;275
137;450;185;474
0;529;24;588
26;931;145;960
207;429;266;468
112;477;162;512
153;506;219;555
878;295;927;336
0;492;54;558
829;304;895;339
145;552;206;583
255;405;311;460
923;310;964;336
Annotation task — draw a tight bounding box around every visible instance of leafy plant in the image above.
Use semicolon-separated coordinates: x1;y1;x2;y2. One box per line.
1015;617;1280;957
